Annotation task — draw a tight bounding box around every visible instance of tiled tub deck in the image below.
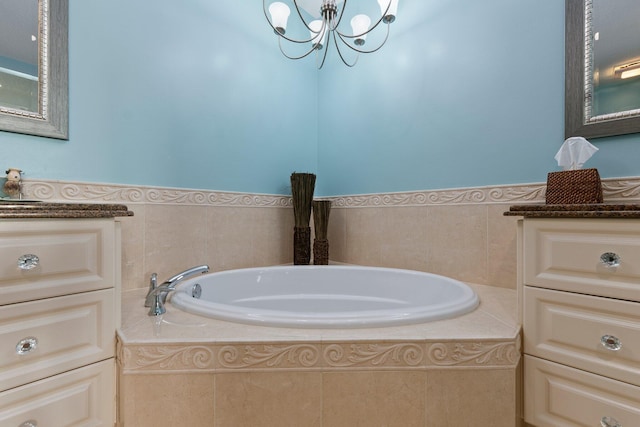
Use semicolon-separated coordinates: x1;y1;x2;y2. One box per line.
117;283;521;427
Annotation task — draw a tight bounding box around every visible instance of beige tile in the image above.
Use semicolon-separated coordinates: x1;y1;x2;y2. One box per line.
323;371;426;427
326;207;347;262
472;283;519;328
487;204;519;289
426;368;517;427
425;205;488;284
206;206;293;271
342;208;377;266
143;204;210;284
214;372;322;427
119;204;145;292
251;207;295;266
206;207;256;271
344;206;429;271
119;373;215;427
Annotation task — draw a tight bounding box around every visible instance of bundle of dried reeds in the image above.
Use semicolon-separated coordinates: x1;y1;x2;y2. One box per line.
313;200;331;265
291;172;316;265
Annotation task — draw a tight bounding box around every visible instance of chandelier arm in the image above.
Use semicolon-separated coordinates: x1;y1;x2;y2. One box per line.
278;36;321;60
291;0;315;32
335;23;390;54
331;0;348;31
335;8;390;40
332;31;359;68
262;0;320;44
316;33;332;69
264;0;395;67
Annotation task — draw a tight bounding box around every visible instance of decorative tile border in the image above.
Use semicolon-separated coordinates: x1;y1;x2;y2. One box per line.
117;338;520;374
21;180;292;208
218;344;321;370
331;177;640;208
20;176;640;208
425;339;521;367
323;343;425;368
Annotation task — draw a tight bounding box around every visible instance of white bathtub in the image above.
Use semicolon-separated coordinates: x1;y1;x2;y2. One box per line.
170;265;479;328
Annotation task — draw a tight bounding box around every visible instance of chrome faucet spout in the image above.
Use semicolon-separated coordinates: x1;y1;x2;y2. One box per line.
145;265;209;316
163;265;210;288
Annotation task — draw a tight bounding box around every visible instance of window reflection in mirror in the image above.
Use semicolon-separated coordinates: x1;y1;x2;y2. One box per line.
566;0;640;139
588;0;640;118
0;0;40;114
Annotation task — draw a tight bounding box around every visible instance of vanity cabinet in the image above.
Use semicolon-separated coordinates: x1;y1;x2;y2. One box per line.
520;218;640;427
0;217;122;427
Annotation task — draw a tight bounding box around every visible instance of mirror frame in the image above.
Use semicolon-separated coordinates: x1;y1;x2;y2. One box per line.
0;0;68;140
565;0;640;139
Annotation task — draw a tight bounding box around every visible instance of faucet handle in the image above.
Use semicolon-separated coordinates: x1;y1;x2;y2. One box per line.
144;273;158;307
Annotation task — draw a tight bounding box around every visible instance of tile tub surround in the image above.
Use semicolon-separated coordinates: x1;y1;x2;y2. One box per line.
117;283;520;427
11;177;640;290
14;176;640;293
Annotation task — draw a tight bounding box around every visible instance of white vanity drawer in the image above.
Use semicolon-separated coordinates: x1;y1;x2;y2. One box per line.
0;219;116;305
0;289;115;392
524;285;640;386
523;218;640;301
524;355;640;427
0;359;114;427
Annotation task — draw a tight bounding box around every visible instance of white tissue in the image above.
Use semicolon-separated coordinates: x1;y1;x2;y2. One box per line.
554;137;598;171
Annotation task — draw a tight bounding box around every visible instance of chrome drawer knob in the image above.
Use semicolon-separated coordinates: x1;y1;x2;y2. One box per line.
17;254;40;270
19;421;38;427
601;416;622;427
16;337;38;355
601;335;622;351
600;252;621;268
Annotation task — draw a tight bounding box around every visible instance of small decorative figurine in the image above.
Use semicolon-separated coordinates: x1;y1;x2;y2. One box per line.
4;168;22;199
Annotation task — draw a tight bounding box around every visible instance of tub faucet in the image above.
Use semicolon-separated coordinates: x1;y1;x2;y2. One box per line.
145;265;209;316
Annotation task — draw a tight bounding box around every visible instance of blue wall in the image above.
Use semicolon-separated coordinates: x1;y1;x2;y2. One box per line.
0;0;317;195
0;0;639;196
317;0;640;195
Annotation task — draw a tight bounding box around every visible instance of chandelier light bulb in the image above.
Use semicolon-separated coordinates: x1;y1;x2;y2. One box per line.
309;20;326;50
263;0;399;68
351;14;371;46
377;0;398;23
269;2;291;35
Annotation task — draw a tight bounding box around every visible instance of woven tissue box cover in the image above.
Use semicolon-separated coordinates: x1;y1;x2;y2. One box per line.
545;168;603;204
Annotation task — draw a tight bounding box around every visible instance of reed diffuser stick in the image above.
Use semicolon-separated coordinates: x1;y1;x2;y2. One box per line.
291;172;316;265
313;200;331;265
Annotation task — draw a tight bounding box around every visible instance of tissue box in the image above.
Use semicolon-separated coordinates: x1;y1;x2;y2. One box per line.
545;168;603;204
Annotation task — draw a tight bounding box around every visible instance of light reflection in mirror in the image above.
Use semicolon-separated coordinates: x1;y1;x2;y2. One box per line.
0;0;40;114
565;0;640;139
586;0;640;120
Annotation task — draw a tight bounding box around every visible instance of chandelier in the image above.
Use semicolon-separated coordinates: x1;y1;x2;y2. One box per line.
263;0;399;68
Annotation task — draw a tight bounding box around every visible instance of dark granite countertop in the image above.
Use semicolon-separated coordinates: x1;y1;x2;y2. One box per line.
0;201;133;219
505;204;640;218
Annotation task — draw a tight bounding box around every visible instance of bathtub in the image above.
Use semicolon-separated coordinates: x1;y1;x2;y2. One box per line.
169;265;479;328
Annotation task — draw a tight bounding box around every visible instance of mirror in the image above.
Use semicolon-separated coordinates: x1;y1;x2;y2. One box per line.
0;0;68;139
565;0;640;139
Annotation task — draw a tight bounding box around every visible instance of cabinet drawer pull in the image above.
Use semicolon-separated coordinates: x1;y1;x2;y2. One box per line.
600;252;621;268
19;421;38;427
601;335;622;351
17;254;40;270
16;337;38;355
601;416;622;427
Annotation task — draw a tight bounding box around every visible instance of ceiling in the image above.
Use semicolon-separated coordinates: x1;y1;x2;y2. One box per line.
295;0;342;18
293;0;384;20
